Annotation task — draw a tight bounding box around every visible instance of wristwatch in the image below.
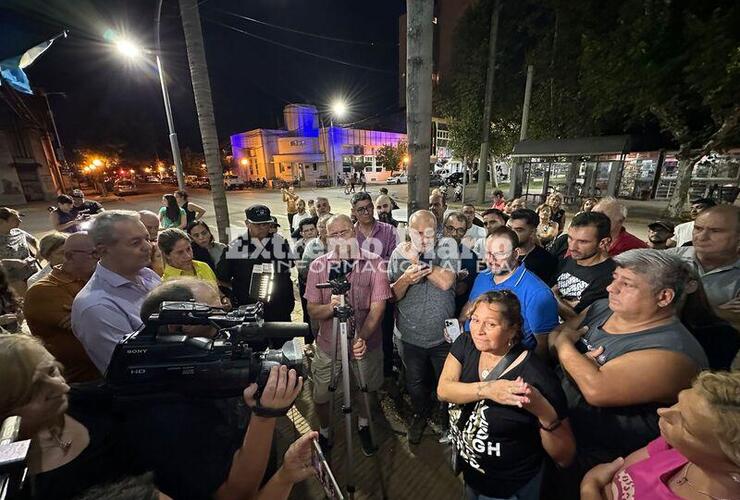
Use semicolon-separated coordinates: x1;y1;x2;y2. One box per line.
539;418;562;432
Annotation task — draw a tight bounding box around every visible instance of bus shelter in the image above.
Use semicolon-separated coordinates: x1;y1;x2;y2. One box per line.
510;135;631;205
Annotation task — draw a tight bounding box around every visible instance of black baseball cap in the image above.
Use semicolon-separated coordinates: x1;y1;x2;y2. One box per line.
648;220;675;232
245;204;272;224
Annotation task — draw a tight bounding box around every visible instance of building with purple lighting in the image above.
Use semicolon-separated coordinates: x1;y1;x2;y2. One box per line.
230;104;406;185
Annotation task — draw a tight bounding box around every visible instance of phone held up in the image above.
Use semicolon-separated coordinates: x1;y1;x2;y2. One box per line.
312;439;344;500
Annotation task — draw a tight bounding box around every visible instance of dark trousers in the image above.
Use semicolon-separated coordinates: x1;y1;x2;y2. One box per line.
287;212;295;231
298;277;314;344
381;304;396;377
397;340;450;416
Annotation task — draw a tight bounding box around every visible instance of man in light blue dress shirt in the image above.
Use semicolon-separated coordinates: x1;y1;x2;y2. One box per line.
72;211;161;373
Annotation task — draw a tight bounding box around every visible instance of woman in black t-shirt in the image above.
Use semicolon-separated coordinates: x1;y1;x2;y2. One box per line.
438;290;575;499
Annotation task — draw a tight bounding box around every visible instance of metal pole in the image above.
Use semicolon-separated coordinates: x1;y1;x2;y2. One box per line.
156;55;186;191
520;65;534;142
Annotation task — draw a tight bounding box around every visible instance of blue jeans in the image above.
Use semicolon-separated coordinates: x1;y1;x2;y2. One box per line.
464;463;544;500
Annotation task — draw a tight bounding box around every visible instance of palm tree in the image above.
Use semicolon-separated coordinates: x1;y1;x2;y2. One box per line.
178;0;230;242
406;0;434;214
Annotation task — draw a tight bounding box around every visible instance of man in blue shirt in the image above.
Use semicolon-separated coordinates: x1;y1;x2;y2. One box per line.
459;226;558;357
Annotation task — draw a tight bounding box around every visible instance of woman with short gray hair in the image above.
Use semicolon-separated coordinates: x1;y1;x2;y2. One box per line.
549;248;709;493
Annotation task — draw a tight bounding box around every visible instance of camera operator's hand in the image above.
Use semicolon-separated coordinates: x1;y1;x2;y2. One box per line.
330;295;342;308
352;337;367;359
273;431;319;485
243;365;303;416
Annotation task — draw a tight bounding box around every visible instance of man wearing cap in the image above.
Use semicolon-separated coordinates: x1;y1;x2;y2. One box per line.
647;220;674;250
217;204;295;322
70;189;104;219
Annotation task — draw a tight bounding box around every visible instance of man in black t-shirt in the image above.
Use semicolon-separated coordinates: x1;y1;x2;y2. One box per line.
554;212;615;319
70;189;104;218
508;209;558;285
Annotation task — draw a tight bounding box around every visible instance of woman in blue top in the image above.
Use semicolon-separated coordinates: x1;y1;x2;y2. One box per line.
159;194;186;230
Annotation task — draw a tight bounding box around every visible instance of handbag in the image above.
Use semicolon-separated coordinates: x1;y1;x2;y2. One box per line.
449;345;527;475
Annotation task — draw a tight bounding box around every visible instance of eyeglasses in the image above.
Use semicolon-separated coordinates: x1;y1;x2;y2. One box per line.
354;204;373;215
328;229;353;238
444;225;467;236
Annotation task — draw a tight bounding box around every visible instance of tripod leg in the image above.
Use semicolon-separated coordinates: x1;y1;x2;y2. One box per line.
327;318;340;444
352;346;389;500
338;320;356;498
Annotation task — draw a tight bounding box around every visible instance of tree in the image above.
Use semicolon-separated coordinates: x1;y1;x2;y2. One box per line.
376;141;408;172
406;0;434;214
178;0;230;242
579;0;740;216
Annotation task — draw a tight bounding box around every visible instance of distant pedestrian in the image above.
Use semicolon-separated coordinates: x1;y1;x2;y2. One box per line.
349;173;356;193
360;172;367;192
174;190;206;226
159;194;186;230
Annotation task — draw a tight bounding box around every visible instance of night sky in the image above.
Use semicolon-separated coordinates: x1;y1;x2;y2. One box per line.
7;0;405;159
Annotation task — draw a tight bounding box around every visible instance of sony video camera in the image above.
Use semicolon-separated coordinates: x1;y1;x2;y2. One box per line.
106;301;307;398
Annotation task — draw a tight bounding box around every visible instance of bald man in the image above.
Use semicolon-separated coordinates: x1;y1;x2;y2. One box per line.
388;209;459;444
375;194;399;227
24;232;101;382
593;196;646;256
140;210;165;276
305;214;392;456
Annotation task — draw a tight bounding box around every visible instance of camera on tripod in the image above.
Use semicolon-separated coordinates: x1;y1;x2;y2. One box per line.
106;301;308;398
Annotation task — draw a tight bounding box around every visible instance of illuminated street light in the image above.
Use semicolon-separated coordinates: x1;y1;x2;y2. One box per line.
240;158;248;166
331;100;347;120
129;169;136;174
92;159;103;167
114;38;143;59
110;31;185;190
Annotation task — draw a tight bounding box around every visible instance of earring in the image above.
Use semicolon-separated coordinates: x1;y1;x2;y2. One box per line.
507;339;513;347
730;472;740;483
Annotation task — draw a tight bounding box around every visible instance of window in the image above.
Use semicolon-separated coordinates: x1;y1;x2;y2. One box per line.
312;163;317;171
279;163;284;173
375;167;382;172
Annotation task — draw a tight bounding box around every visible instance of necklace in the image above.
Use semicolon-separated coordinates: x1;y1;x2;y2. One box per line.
675;463;734;500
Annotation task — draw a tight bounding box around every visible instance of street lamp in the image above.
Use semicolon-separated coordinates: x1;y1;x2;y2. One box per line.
323;99;349;186
331;100;347;122
111;35;185;191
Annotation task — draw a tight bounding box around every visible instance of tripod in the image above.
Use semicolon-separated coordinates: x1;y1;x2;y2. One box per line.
316;275;386;499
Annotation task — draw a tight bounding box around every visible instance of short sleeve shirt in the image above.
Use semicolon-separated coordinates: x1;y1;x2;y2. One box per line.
304;249;392;357
388;238;459;348
467;266;559;348
355;220;398;261
162;260;218;285
158;207;186;228
449;333;567;497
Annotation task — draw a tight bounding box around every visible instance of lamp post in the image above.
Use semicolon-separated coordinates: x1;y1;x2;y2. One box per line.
114;37;186;191
323;99;347;187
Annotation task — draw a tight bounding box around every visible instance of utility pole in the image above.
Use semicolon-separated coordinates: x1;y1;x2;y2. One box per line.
510;63;533;199
179;0;230;242
476;0;502;205
406;0;434;215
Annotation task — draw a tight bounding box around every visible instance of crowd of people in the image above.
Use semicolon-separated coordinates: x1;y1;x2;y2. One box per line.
0;183;738;500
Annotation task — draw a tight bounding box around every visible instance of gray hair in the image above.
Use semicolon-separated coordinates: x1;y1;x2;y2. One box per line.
613;249;691;304
349;192;372;206
594;196;628;220
445;211;467;226
88;210;141;246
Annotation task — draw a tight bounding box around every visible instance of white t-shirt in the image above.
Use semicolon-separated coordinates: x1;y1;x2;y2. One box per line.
672;221;694;246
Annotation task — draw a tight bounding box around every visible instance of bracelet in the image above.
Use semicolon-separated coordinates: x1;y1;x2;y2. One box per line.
539;418;562;432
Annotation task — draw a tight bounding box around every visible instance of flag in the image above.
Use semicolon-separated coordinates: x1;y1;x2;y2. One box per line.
0;31;66;94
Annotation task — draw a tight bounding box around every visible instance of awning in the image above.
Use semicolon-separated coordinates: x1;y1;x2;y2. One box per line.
512;135;631;157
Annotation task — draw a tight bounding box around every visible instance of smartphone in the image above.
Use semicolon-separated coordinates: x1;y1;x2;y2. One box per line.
444;318;462;343
312;439;344;500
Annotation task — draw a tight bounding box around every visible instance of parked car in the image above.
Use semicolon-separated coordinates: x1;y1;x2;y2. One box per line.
146;176;161;183
185;175;199;187
386;171;408;184
195;176;211;189
223;174;246;190
429;174;444;187
114;179;138;196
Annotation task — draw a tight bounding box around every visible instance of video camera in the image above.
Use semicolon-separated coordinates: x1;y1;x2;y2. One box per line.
106;301;307;398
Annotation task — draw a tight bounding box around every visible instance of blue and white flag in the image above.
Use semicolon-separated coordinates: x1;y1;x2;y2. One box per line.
0;31;66;94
